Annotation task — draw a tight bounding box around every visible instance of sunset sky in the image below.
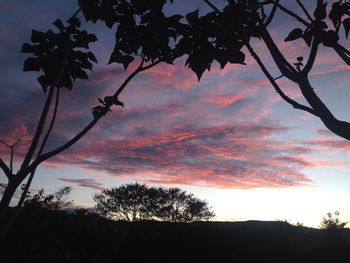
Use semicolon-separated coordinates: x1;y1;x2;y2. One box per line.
0;0;349;227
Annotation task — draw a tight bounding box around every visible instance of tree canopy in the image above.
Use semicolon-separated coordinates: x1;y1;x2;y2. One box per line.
94;183;215;222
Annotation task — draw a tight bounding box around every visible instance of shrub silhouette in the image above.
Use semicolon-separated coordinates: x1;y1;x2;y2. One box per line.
23;186;73;211
319;211;348;230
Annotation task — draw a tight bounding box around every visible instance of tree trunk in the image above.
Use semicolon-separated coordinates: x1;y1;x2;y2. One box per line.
298;77;350;141
0;178;20;240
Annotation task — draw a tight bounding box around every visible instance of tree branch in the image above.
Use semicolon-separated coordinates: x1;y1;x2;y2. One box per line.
37;87;60;158
203;0;221;13
264;0;279;27
296;0;313;22
0;158;11;178
296;75;350;140
246;43;321;117
27;60;160;173
17;87;61;208
334;43;350;66
276;2;310;27
302;36;319;74
258;26;299;81
20;34;70;172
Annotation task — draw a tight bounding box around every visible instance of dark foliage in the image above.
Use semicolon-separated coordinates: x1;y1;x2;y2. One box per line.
94;183;215;222
320;211;348;230
23;186;73;211
1;210;350;263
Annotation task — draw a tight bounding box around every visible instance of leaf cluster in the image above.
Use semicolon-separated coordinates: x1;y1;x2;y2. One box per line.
94;183;215;222
284;0;350;48
23;186;73;211
79;0;181;69
21;17;97;92
175;0;262;80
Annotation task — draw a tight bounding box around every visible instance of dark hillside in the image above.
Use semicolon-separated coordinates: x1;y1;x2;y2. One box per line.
2;209;350;263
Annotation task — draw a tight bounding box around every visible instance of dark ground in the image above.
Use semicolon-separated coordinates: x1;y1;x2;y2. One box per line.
1;209;350;263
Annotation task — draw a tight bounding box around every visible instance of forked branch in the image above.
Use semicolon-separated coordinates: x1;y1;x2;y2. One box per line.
26;59;161;174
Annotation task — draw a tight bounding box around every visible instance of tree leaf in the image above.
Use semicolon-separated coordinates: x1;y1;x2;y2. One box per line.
71;68;88;79
38;75;50;93
122;55;134;70
87;52;98;63
343;18;350;38
21;43;37;54
88;33;98;42
67;17;81;28
285;28;303;42
53;19;65;31
186;9;199;24
114;99;124;107
31;30;45;43
314;2;327;20
228;50;245;64
329;2;344;27
23;57;41;71
302;29;313;46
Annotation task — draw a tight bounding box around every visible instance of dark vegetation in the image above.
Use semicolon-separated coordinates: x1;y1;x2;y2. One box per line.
1;0;350;259
2;186;348;262
1;208;350;263
3;0;350;232
94;183;215;222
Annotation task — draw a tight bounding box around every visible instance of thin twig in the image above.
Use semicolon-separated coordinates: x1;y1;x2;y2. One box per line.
296;0;313;22
276;2;310;27
246;43;321;117
264;0;279;27
203;0;221;13
302;36;319;74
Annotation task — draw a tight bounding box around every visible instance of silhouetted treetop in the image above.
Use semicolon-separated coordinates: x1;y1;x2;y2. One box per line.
94;183;215;222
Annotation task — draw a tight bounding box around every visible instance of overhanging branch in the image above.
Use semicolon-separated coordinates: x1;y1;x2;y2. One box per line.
246;43;321;117
26;59;161;173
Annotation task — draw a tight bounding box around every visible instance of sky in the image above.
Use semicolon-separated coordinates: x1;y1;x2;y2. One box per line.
0;0;350;227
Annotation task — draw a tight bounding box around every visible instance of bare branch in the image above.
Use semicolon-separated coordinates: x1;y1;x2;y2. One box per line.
27;60;161;173
296;0;313;22
0;140;10;148
36;87;60;158
20;33;71;172
264;0;279;27
302;36;319;74
334;44;350;66
0;158;11;178
276;2;310;27
258;26;299;81
246;43;321;117
203;0;221;13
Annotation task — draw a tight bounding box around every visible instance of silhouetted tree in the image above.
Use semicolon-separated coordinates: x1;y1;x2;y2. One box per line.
23;186;73;211
0;0;181;235
94;183;151;221
151;187;215;222
320;211;348;230
94;183;215;222
2;0;350;236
